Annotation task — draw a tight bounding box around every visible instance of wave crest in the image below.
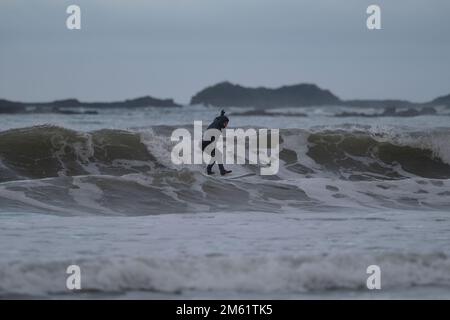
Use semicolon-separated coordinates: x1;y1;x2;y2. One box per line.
0;125;160;182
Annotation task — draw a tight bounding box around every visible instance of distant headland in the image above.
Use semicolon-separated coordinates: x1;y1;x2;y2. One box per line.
190;82;340;108
1;81;449;114
190;81;450;109
0;96;181;114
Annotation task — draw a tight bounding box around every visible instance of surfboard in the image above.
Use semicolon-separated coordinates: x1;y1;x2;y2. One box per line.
224;173;256;180
201;172;256;180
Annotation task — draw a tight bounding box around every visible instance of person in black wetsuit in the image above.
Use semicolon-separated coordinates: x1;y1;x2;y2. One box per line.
202;110;232;175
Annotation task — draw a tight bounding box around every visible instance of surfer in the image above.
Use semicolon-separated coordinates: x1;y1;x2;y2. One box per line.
202;110;232;175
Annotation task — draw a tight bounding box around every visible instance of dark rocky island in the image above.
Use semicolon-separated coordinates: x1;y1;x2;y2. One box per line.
335;106;438;118
190;81;450;110
342;99;420;109
0;99;27;114
190;81;340;108
229;110;307;117
0;96;181;114
431;94;450;107
2;82;450;114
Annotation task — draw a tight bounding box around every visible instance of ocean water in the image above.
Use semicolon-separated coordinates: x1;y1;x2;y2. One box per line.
1;105;450;299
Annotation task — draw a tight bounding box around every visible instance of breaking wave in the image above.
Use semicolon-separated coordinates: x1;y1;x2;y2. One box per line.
1;252;450;298
1;125;450;215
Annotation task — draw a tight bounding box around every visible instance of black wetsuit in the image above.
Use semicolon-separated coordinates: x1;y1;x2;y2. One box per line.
202;111;230;175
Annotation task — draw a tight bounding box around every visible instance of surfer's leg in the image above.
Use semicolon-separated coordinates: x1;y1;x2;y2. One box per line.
206;148;216;174
207;162;215;174
202;140;216;174
215;148;232;175
218;164;232;175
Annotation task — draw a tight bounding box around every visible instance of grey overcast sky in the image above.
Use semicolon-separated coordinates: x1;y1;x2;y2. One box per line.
1;0;449;103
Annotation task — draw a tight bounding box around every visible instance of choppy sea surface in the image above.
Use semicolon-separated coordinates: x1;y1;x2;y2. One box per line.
1;105;450;299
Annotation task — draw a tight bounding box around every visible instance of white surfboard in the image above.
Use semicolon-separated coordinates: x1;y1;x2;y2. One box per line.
201;172;256;180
